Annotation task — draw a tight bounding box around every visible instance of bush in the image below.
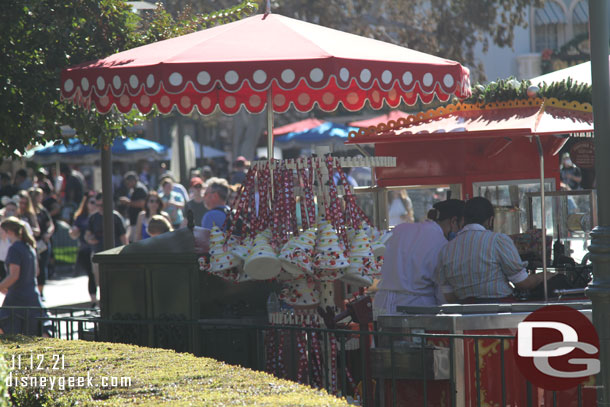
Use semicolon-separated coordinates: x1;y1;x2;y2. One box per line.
0;349;9;407
0;336;349;406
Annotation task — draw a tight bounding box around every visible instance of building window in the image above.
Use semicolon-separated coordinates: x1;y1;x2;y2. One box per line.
534;0;567;52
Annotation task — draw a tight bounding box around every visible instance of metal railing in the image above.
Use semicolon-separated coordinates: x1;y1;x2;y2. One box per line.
0;308;591;407
0;307;96;338
50;221;79;265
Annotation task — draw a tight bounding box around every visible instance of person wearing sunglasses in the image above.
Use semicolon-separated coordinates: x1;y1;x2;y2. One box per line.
133;191;170;241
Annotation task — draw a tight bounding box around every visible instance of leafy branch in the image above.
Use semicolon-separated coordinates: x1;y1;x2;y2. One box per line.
136;1;258;44
466;77;592;105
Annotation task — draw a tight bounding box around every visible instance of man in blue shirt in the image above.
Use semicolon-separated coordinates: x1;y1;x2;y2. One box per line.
200;178;230;252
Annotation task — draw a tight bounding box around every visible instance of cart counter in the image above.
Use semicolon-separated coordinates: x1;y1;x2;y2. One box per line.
374;301;595;407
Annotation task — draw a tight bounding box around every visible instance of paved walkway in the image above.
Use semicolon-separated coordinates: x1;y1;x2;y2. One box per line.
0;273;92;309
42;275;92;308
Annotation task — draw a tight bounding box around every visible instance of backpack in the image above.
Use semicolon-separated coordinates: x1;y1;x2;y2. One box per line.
212;207;244;236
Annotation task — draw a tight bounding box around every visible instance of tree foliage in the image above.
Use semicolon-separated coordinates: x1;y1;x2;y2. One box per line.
0;0;136;156
0;0;258;157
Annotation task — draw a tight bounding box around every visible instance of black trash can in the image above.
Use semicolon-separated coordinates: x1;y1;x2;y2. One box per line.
93;227;276;361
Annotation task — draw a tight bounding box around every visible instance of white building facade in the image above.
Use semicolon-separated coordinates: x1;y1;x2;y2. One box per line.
475;0;590;82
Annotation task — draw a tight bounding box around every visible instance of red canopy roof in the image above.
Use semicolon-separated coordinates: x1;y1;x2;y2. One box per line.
346;98;593;144
61;13;471;116
271;118;325;135
349;110;410;128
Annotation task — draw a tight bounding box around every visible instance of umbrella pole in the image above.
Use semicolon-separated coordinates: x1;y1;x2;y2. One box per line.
178;121;187;185
535;136;548;301
267;88;274;199
101;144;115;251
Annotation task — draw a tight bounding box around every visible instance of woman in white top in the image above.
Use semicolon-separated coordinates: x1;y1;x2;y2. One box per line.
373;199;465;314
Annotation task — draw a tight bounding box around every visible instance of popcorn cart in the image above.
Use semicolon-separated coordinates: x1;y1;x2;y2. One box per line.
345;94;597;405
347;98;593;231
347;96;594;281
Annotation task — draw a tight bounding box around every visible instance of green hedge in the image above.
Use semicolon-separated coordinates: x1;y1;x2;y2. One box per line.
1;336;349;406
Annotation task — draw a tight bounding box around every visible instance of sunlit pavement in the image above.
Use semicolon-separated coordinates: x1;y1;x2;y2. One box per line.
0;273;92;309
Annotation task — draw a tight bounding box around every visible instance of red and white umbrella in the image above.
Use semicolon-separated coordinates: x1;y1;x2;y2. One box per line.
61;13;471;117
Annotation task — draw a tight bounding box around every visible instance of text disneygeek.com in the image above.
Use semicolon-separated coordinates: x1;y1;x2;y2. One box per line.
5;371;132;390
4;353;131;390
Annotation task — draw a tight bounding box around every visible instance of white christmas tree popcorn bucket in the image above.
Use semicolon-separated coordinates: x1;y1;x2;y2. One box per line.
207;226;240;273
342;229;376;287
279;277;320;307
314;224;349;281
279;228;316;276
319;281;339;311
243;231;281;280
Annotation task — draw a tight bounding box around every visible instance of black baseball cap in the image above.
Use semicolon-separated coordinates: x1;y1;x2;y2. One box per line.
431;199;465;221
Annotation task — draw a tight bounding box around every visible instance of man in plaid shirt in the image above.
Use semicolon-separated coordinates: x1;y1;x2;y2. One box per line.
436;197;552;303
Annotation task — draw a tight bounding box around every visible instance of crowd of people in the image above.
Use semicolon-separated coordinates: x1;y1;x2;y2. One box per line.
0;151;584;335
0;156;249;335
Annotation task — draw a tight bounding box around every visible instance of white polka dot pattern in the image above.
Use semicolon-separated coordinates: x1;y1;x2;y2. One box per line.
443;74;454;87
197;71;211;85
180;96;190;108
224;96;236;108
63;79;74;92
360;69;371;83
169;72;183;86
423;73;433;87
309;68;323;82
281;69;295;83
381;70;392;84
129;75;138;89
249;95;261;107
62;62;472;115
224;70;239;85
253;70;267;84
